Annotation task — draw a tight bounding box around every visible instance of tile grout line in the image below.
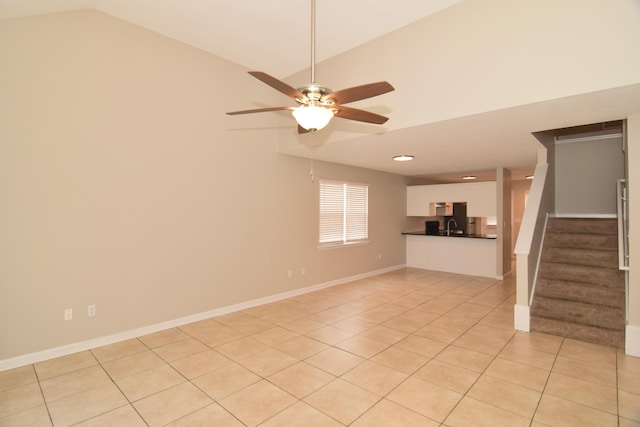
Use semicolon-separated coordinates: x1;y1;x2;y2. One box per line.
9;270;632;426
530;338;569;426
228;274;461;425
90;339;152;427
436;294;522;425
32;364;55;427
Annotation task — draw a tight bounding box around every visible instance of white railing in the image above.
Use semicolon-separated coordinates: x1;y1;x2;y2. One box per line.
617;179;630;271
514;163;551;332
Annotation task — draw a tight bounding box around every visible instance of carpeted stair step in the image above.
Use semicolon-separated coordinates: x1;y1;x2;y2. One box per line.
541;246;618;268
535;278;625;308
530;316;625;349
531;296;625;330
538;262;625;288
544;232;618;251
546;217;618;235
531;217;625;348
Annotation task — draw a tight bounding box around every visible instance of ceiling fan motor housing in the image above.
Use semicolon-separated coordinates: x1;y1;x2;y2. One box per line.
225;1;393;133
297;85;335;106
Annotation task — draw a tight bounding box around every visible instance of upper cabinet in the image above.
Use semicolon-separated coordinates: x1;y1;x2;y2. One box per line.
406;186;432;216
407;182;497;217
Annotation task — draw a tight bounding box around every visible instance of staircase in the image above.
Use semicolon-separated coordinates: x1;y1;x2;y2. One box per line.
530;217;626;348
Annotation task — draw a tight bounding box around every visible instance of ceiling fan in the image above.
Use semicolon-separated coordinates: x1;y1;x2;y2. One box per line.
226;0;395;134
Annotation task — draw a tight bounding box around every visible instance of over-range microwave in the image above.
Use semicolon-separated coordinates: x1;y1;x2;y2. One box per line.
431;202;453;216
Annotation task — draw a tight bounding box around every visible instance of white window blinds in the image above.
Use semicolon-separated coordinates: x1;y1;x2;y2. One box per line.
319;180;368;245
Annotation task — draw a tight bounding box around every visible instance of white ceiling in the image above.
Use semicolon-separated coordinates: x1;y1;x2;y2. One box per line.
277;84;640;182
0;0;462;77
2;0;637;182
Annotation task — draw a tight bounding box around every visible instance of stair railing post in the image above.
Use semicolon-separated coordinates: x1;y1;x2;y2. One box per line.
617;178;629;271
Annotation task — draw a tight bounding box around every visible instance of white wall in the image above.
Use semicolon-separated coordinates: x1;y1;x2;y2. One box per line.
555;137;625;216
626;114;640;356
407;182;497;217
283;0;640;145
0;11;413;363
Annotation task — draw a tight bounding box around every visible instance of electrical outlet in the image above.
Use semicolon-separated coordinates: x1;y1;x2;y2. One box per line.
287;269;293;278
301;267;306;275
64;309;73;321
87;305;96;317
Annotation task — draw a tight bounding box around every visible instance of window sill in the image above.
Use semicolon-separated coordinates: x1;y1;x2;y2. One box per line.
318;240;370;250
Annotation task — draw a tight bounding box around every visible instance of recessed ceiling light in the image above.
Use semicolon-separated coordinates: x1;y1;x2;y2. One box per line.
393;155;414;161
526;175;534;180
462;175;477;180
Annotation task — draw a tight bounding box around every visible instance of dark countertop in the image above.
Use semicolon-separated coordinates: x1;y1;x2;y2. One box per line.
402;231;497;240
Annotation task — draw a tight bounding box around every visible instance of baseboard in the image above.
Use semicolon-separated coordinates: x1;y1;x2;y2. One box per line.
497;269;514;281
626;325;640;357
0;264;405;372
514;304;530;332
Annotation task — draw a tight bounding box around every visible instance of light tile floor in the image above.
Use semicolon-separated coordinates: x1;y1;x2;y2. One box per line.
1;268;640;426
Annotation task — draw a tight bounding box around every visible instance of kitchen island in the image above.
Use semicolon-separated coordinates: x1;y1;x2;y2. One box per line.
402;231;497;239
403;231;498;278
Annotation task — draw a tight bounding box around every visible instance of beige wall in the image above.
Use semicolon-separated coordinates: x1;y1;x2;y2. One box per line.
3;1;639;363
0;11;413;361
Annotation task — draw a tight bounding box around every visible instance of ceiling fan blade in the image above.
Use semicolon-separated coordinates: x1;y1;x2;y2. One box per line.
334;105;389;125
226;106;294;115
327;81;394;105
248;71;307;101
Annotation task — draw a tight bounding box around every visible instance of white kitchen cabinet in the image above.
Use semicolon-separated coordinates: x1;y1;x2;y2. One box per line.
406;186;432;216
406;181;496;217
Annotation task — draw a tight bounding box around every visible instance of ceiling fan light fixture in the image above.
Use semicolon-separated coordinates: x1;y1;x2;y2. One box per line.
292;105;334;131
225;0;393;134
393;155;414;161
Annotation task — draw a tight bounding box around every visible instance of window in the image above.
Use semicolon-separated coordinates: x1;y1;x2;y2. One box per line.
319;180;368;246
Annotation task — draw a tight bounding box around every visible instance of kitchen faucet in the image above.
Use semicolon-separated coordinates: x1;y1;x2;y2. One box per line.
447;218;458;236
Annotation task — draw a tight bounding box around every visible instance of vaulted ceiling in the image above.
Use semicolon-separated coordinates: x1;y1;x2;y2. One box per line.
2;0;639;182
0;0;462;77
